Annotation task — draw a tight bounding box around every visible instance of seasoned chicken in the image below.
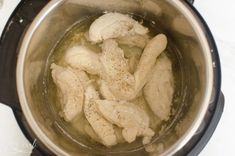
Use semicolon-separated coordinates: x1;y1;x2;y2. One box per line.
51;64;84;121
89;12;149;43
117;34;150;49
84;84;117;146
100;39;135;100
134;34;167;93
144;54;174;121
100;34;167;100
96;100;155;144
65;46;103;75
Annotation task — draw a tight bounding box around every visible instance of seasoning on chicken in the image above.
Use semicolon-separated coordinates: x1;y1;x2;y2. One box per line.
84;84;117;146
100;39;135;100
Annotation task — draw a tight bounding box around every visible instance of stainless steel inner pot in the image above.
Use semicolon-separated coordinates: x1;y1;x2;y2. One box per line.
16;0;216;155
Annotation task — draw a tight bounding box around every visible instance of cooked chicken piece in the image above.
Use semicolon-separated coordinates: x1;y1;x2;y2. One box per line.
89;12;149;43
134;34;167;93
101;39;130;76
96;100;155;144
117;34;150;49
51;64;84;121
65;46;103;75
84;84;117;146
71;69;90;88
144;54;174;121
100;39;135;100
98;80;116;100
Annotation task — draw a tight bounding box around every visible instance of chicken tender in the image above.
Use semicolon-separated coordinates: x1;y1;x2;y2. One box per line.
100;39;135;100
144;54;174;121
89;12;149;43
96;100;155;144
65;46;103;75
84;85;117;146
51;64;84;121
134;34;167;93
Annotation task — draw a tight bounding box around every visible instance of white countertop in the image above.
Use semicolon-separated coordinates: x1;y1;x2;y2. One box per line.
0;0;234;155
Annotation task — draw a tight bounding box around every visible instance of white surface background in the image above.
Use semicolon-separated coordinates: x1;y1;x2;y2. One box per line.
0;0;234;155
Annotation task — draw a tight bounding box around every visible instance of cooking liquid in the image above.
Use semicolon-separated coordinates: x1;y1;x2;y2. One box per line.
43;14;184;152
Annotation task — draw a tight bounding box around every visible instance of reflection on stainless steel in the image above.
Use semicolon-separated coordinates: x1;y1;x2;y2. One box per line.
16;0;214;155
172;15;194;37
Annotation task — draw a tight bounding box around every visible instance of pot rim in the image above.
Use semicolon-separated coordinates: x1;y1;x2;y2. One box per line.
16;0;215;155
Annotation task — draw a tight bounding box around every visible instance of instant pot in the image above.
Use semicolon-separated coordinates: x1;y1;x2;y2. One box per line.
0;0;224;155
